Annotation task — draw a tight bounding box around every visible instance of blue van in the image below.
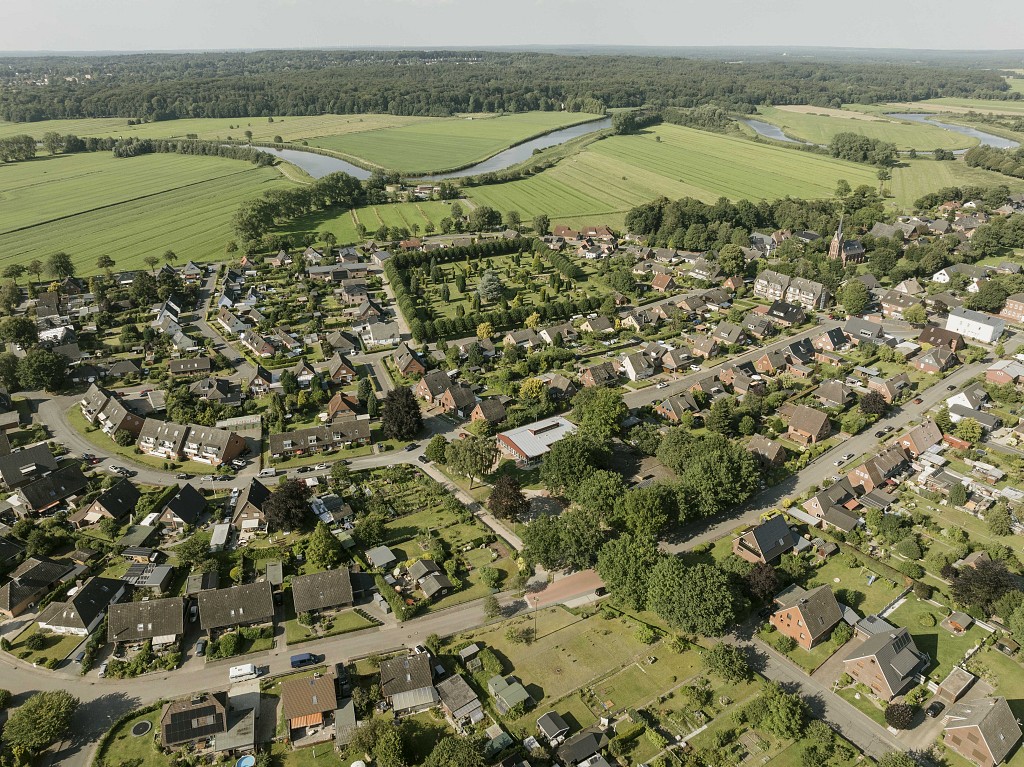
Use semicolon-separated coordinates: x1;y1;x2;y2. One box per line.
290;652;318;669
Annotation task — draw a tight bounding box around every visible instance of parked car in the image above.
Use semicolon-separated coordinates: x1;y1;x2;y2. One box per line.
417;455;429;464
314;463;328;471
912;397;923;404
74;650;86;664
926;700;945;718
107;465;127;475
689;364;702;371
947;384;957;391
175;473;192;480
296;466;313;474
404;443;418;452
195;639;208;657
290;652;319;669
189;603;198;623
655;382;669;389
97;662;108;678
881;425;894;434
874;430;885;438
231;459;247;469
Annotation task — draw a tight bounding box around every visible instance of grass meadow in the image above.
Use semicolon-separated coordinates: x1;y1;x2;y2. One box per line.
0;151;290;274
305;111;601;173
756;106;976;150
889;158;1024;208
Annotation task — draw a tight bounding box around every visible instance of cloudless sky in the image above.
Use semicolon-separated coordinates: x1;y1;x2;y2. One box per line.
3;0;1023;53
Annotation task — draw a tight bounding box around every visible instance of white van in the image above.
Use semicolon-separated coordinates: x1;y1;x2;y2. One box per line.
258;468;278;477
228;663;259;682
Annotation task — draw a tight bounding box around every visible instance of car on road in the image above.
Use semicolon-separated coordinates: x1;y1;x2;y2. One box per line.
874;430;885;438
689;364;702;371
195;639;207;657
833;458;844;466
200;474;214;482
296;466;313;474
314;463;328;471
97;662;108;678
417;455;429;464
841;453;854;462
912;397;923;404
290;652;320;669
947;384;957;391
175;473;192;480
231;459;247;469
404;443;418;452
926;700;945;718
881;425;894;434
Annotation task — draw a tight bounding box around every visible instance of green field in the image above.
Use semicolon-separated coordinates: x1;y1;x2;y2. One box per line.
279;199;456;244
884;98;1024;116
889;158;1024;209
306;111;601;173
756;106;976;150
0;113;426;142
0;152;291;274
462;123;878;225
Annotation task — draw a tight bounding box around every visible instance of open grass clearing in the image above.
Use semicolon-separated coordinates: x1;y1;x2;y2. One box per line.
837;685;888;727
95;707;167;767
0;152;290;276
889;157;1024;210
306;111;601;173
465;124;878;225
7;623;83;666
887;597;984;682
757;106;976;150
884;98;1024;116
805;553;904;616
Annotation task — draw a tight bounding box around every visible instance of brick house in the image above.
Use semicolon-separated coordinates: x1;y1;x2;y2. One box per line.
842;628;926;701
769;584;843;649
943;696;1022;767
787;405;831;445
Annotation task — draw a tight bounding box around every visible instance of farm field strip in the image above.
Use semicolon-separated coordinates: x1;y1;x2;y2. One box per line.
755;106;977;150
306;111;601;172
0;113;427;142
0;157;289;273
889;158;1024;209
882;98;1024;116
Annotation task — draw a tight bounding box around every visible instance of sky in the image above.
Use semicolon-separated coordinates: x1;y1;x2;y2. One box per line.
2;0;1023;53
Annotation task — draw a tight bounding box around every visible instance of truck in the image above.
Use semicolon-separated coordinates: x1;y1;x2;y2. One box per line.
228;663;259;682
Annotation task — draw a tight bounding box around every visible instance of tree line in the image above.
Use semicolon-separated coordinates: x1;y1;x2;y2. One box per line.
232;171;365;243
963;144;1024;180
0;49;1014;123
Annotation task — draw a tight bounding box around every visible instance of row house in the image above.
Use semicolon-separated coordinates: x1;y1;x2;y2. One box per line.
753;270;831;310
267;418;371;459
880;290;923;320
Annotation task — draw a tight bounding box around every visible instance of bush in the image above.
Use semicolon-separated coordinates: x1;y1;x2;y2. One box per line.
25;632;47;651
0;689;10;708
913;581;932;599
919;613;936;628
635;624;658;644
777;635;797;653
884;702;916;730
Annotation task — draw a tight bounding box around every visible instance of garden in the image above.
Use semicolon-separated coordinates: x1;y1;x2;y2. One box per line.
887;597;985;682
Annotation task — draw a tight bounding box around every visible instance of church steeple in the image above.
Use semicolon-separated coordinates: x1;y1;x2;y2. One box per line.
828;214;845;262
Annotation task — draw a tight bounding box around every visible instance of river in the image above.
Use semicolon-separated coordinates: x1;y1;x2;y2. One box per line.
741;112;1018;151
255;116;612;180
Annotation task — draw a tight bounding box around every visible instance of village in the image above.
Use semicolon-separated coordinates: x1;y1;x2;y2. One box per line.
5;187;1024;767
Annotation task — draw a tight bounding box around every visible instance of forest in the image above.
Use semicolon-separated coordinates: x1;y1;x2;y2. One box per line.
0;49;1016;122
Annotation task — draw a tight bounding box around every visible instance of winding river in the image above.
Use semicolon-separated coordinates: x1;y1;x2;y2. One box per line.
256;116;613;180
742;112;1018;151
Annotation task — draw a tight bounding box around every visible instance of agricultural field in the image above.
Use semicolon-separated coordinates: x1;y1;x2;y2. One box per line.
0;113;426;142
755;106;976;150
889;158;1024;209
278;199;456;245
464;124;878;227
881;98;1024;116
305;111;602;173
0;151;291;275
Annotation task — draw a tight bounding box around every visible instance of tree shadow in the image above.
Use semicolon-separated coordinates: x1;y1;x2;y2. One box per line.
48;690;142;767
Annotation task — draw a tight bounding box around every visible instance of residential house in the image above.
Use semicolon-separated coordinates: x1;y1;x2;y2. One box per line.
947;308;1004;344
769;584;843;649
0;557;74;617
844;318;887;346
290;568;354;615
438;384;477;418
502;329;540;349
987;359;1024;385
189;377;241;407
690;336;719;359
948;382;989;412
787;404;831;445
1000;293;1024;324
362;321;401;349
942;697;1022;767
0;444;57;489
160;693;228;750
843;629;927;701
538;323;576;346
325;391;360;421
732;515;797;565
18;465;89;514
267;420;371;460
620;352;654;381
919;326;966;352
182;424;246;465
558;730;610;767
655;393;701;423
156;484;207;532
651;272;678;293
580;316;614;334
408;559;455;600
240;329;275;358
416;370;454;403
743;313;775;340
107;597;185;648
497;417;578;467
231;478;272;532
580;361;618;388
168;357;212;377
895;420;943;457
689;257;723;283
80;383;113;423
847;445;909;492
392;344;426;377
881;290;923;320
70;478;140;528
712;321;745;346
913;346;958;374
380;653;438;715
538;712;571;742
471;399;507;426
36;576;125;636
95;397;145;441
766;301;806;327
138;418;188;461
813;327;848;352
816;381;853;409
949;405;1001;432
753;270;831;310
198;580;275;631
746;435;787;470
281;674;338;741
437;674;483;726
868;372;910;404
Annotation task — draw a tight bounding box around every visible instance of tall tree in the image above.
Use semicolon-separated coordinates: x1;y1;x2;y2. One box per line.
487;474;530;522
596;534;662;610
47;251;75;279
381;386;422;441
840;279;869;315
17;347;67;392
646;559;738;636
1;690;78;760
306;522;344;569
571;387;627;441
445;435;497;488
263;479;313;533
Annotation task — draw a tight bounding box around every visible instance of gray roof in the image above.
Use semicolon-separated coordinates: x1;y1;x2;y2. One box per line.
558;730;609;765
168;357;212;375
436;674;481;720
538;711;570;739
160;483;206;525
19;464;88;511
845;628;925;697
108;597;184;643
36;576;122;631
944;696;1022;764
91;479;141;520
773;584;843;641
290;568;353;614
0;444;58;487
380;653;434;697
365;545;397;569
747;514;797;562
198;580;274;630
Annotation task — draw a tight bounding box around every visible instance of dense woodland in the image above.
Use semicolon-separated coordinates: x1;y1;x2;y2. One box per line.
0;50;1015;122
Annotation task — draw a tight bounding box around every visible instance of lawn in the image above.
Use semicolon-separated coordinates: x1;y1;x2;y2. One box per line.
889;157;1024;209
887;597;984;681
0;151;291;276
758;626;850;673
465;123;878;227
306;111;602;174
756;105;977;151
283;607;377;644
95;707;168;767
7;623;83;666
837;686;888;727
806;553;904;617
278;199;455;251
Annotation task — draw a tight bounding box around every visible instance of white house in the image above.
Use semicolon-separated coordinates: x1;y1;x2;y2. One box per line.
946;308;1004;344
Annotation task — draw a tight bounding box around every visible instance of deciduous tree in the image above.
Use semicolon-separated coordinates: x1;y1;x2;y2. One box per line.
1;690;78;758
646;559;738;636
381;386;422;441
264;479;313;533
571;387;627;441
487;474;530;522
47;251;76;279
597;534;661;610
306;522;343;569
702;642;752;683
